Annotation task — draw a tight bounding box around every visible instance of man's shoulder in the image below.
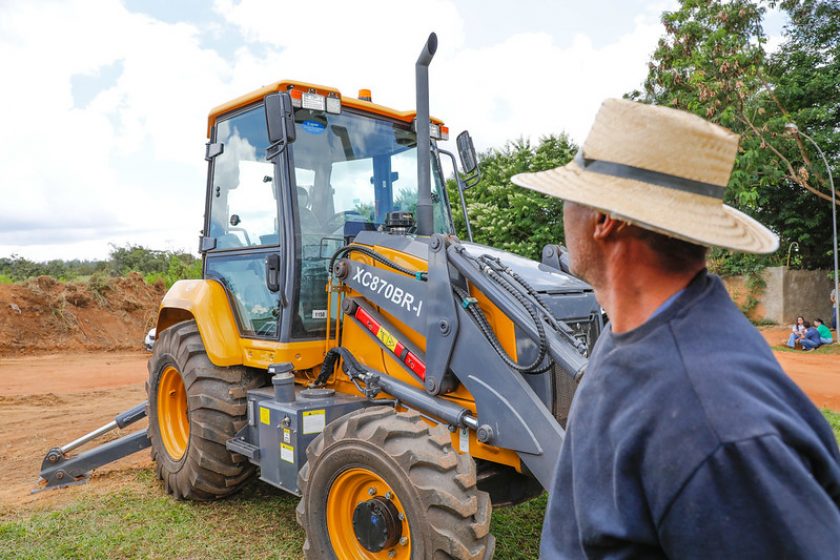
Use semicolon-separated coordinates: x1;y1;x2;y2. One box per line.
663;282;829;454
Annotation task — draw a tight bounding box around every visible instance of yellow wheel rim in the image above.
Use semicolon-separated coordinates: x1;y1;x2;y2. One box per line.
157;365;188;461
327;467;411;559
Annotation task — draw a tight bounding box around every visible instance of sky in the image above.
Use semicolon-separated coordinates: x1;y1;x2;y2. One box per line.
0;0;787;262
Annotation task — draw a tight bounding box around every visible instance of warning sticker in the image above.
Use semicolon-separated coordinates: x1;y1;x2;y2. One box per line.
260;407;270;426
376;327;398;353
280;443;294;463
459;427;470;454
302;409;326;434
283;428;291;444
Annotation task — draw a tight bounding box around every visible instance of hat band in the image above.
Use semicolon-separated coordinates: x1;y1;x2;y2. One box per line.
574;151;725;200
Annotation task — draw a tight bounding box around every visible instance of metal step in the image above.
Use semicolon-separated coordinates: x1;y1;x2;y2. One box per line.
226;437;260;460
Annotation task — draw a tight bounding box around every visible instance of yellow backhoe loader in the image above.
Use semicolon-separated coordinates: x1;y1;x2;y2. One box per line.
38;33;601;559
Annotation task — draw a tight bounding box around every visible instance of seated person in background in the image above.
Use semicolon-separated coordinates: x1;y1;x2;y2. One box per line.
786;315;806;348
800;321;822;351
815;318;833;345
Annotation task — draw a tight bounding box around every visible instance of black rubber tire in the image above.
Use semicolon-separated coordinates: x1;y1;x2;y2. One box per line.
146;320;262;500
296;406;496;559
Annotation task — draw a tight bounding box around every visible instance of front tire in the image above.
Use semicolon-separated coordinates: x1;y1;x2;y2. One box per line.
296;407;495;559
146;320;262;500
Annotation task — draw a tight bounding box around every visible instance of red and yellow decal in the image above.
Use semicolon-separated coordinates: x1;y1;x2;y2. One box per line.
354;307;426;380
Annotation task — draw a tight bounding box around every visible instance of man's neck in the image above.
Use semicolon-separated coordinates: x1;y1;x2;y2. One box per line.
595;250;702;334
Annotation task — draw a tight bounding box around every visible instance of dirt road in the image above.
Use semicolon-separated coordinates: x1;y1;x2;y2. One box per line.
1;342;838;515
760;327;840;410
0;352;152;516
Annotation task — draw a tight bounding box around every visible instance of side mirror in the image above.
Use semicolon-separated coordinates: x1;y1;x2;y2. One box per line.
542;244;571;274
265;92;296;146
456;130;478;174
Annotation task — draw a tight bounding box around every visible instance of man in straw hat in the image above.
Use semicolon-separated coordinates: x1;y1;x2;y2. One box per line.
512;99;840;558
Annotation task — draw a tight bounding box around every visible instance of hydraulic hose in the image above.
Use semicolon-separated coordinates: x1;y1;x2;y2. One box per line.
478;254;586;354
453;285;552;375
329;245;428;281
319;346;477;429
314;346;366;386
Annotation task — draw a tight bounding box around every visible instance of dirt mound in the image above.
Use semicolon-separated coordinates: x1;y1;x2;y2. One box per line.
0;273;164;355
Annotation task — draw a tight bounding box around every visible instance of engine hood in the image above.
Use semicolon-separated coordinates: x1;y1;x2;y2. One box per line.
459;242;591;294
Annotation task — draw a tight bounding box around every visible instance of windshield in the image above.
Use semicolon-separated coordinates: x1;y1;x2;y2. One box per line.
290;108;451;238
287;108;450;340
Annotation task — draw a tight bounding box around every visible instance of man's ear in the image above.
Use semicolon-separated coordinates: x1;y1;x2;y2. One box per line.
592;212;626;240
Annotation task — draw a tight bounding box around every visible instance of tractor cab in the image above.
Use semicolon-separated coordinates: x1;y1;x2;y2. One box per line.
201;82;453;342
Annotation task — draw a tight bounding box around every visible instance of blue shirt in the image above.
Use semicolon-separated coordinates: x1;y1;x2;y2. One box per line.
805;326;822;345
540;271;840;558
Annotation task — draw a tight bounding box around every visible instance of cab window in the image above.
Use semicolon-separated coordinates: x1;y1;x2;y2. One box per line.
209;106;278;249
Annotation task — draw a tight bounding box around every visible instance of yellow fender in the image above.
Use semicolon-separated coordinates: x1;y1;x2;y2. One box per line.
155;279;242;366
156;279;327;371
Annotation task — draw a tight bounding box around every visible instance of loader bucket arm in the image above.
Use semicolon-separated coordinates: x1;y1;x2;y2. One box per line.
35;401;151;492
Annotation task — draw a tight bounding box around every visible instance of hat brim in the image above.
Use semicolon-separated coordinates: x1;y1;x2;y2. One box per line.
511;160;779;255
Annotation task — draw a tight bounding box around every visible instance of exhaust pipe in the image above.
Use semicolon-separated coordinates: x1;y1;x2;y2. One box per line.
415;32;437;236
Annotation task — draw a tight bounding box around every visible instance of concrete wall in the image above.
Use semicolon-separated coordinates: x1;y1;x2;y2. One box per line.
722;266;835;325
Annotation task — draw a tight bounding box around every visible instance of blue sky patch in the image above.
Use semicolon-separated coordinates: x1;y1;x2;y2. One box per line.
70;59;124;109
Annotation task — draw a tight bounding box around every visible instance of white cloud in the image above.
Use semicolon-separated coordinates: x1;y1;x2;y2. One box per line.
1;0;667;261
0;0;233;260
211;0;665;149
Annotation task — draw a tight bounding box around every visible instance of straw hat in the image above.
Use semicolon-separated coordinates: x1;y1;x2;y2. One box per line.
511;98;779;254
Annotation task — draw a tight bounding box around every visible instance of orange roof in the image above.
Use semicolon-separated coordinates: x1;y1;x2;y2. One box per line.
207;79;443;138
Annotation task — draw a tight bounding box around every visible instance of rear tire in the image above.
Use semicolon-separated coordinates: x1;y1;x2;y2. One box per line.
146;320;262;500
296;406;495;559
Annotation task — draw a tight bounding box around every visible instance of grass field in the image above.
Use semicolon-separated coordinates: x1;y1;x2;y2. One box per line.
772;343;840;355
3;411;838;560
0;473;546;560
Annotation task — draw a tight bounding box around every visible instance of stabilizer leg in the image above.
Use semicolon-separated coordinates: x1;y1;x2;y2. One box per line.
35;402;150;492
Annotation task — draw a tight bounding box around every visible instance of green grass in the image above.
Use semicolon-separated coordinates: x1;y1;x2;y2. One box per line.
0;476;547;560
772;342;840;355
822;408;840;444
3;409;838;559
491;494;546;559
0;474;303;560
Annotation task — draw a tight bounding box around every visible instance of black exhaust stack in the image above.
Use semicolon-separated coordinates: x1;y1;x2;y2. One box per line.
415;32;437;236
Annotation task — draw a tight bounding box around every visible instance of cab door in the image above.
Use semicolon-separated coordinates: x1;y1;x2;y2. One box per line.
203;104;284;339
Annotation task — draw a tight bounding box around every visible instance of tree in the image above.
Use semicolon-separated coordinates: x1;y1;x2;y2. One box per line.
108;244;201;287
447;135;577;261
630;0;839;269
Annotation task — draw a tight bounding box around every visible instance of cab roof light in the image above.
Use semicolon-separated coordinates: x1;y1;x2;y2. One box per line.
326;93;341;114
429;123;450;140
289;88;303;108
415;119;447;141
302;89;326;111
358;88;372;102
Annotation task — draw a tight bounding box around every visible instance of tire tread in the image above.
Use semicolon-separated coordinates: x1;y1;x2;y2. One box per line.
146;319;263;501
297;406;494;559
